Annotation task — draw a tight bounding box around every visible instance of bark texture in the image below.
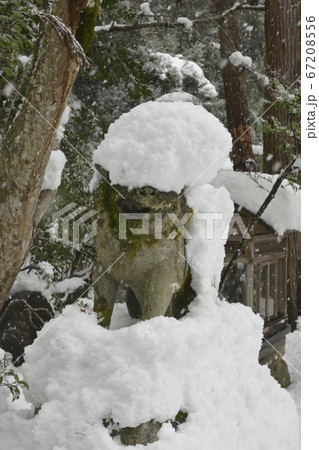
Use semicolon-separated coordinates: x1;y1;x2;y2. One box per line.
263;0;301;172
0;0;89;309
212;0;254;171
263;0;301;329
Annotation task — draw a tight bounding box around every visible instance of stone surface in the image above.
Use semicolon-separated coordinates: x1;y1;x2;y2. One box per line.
267;355;291;388
118;420;162;446
104;411;188;446
93;167;195;326
259;334;291;388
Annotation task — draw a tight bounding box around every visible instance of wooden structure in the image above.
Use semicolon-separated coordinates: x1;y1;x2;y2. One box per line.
221;208;290;339
213;170;300;387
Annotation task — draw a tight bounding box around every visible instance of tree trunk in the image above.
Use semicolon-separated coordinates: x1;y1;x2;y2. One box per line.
263;0;301;329
263;0;301;172
0;0;89;310
212;0;254;171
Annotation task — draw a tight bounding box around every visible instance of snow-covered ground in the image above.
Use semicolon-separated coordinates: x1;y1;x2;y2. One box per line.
0;294;300;450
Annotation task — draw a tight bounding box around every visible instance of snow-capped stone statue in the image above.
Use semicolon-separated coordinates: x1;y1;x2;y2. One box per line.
91;99;231;326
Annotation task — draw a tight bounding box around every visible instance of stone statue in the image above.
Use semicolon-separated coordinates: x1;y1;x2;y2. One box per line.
92;166;195;327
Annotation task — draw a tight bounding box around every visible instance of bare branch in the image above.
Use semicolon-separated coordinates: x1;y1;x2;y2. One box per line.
95;20;183;33
95;2;264;35
241;4;265;11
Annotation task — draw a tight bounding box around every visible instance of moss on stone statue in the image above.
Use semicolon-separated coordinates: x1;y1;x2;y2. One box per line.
103;410;188;445
93;181;120;232
95;304;113;328
126;234;158;259
268;355;291;388
93;168;195;324
94;180;190;258
171;266;196;319
171;410;188;430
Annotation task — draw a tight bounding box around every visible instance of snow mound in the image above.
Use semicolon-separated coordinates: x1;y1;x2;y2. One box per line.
17;55;31;68
57;104;71;139
42;150;66;191
53;277;86;295
140;2;154;17
229;51;253;68
9;260;53;300
93;101;231;193
212;170;301;235
0;295;299;450
176;17;193;29
252;144;263;155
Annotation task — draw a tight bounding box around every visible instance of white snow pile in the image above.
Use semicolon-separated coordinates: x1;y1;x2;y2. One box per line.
176;17;193;29
42;105;70;191
185;184;234;291
139;2;154;18
93;101;230;193
212;170;301;235
0;294;299;450
2;83;14;98
148;52;217;100
17;55;31;68
53;277;86;295
57;104;71;139
41;150;66;191
9;260;54;301
94;22;114;32
252;144;263;155
229;51;253;68
285;318;301;417
9;259;86;306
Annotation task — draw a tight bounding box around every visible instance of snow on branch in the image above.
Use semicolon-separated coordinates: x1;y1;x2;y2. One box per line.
219;157;298;293
94;2;264;35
